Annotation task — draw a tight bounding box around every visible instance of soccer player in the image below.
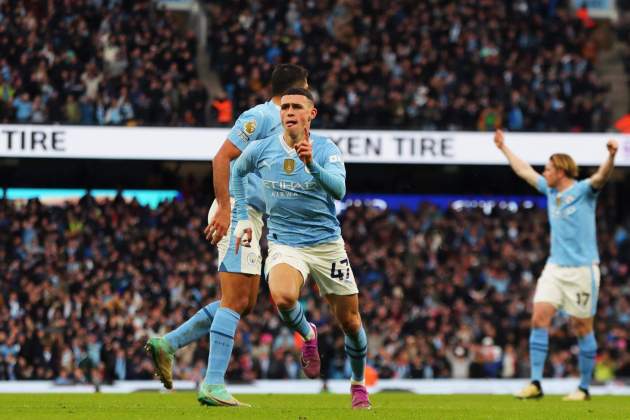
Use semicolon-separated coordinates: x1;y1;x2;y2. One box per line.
230;87;371;409
145;64;309;406
494;129;618;401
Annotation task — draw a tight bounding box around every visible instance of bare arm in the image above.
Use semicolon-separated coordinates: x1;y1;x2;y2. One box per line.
204;140;242;244
589;139;618;190
494;130;540;189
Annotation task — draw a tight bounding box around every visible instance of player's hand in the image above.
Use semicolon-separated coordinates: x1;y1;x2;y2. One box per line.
295;128;313;165
494;129;505;149
205;204;230;244
607;139;619;157
234;220;253;255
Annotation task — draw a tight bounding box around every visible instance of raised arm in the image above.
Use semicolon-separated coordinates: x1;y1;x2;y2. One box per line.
589;139;618;190
296;136;346;200
494;130;540;189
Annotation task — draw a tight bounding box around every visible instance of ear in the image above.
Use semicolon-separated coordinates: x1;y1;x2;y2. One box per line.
310;107;317;121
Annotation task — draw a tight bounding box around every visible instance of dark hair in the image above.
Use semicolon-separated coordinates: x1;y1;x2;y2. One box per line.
271;64;308;96
282;87;314;103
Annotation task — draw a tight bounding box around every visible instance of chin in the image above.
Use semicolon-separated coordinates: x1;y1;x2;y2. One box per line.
287;127;301;136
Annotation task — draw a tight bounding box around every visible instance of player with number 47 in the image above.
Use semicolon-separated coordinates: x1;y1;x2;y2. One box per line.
230;87;371;410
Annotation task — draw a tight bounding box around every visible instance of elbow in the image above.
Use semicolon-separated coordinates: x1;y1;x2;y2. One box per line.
334;185;346;201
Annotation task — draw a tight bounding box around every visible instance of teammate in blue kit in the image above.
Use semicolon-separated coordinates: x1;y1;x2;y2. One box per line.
231;87;371;409
494;129;619;401
145;64;308;407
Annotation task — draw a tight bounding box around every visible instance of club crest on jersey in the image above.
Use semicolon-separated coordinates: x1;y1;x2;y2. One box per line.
284;159;295;174
244;120;256;135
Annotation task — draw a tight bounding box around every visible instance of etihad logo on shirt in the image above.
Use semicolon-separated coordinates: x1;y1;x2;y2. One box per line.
552;205;577;219
263;179;318;197
263;180;318;191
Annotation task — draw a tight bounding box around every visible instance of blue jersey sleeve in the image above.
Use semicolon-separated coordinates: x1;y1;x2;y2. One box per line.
536;175;548;195
307;140;346;200
231;143;261;220
227;108;265;152
576;178;599;200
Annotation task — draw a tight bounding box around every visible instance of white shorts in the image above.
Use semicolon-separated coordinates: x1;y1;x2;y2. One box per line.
265;238;359;297
208;198;263;275
533;263;600;318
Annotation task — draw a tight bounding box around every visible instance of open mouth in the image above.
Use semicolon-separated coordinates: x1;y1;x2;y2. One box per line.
285;120;298;128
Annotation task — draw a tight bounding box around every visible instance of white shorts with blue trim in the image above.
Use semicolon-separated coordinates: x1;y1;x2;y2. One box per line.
533;263;600;318
265;238;359;297
208;198;263;275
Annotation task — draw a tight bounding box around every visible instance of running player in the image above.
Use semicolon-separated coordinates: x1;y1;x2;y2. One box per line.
146;64;308;407
231;87;371;409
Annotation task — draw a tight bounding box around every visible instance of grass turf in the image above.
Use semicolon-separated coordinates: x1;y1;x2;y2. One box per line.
1;393;629;420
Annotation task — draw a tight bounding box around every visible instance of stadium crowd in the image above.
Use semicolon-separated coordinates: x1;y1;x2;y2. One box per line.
0;0;205;126
1;193;629;384
0;0;614;131
208;0;611;131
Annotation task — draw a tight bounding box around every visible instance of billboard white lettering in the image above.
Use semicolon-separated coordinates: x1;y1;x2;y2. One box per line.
1;125;629;166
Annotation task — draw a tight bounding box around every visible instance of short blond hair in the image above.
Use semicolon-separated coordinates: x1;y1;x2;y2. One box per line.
550;153;578;179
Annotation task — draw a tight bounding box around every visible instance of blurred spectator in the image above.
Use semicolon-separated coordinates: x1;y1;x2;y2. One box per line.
211;93;233;126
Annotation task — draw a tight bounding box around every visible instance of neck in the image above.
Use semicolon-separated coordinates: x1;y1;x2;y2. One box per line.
283;131;302;148
556;177;574;192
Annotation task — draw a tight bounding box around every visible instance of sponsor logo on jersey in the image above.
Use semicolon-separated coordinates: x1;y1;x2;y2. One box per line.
263;179;318;191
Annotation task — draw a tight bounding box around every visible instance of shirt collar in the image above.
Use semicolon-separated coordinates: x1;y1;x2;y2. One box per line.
279;134;297;156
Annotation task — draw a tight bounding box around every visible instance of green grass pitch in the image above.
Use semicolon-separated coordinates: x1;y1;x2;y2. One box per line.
1;393;629;420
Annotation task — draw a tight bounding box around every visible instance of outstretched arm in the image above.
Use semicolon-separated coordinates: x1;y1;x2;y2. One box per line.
494;129;540;189
589;139;618;190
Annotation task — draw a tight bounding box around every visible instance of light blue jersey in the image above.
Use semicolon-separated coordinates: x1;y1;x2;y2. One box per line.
227;100;283;212
537;176;599;266
233;133;346;247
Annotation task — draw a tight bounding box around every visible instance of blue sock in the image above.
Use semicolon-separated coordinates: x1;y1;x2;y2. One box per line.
578;333;597;390
204;307;240;385
344;326;368;384
164;301;219;351
529;328;548;382
278;303;312;339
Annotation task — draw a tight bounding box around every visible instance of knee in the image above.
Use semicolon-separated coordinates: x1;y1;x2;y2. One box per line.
531;311;551;329
241;295;258;317
271;290;297;310
573;320;593;338
340;315;362;335
221;293;251;315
